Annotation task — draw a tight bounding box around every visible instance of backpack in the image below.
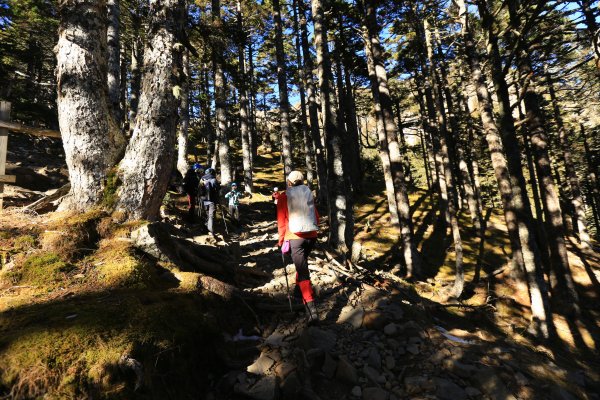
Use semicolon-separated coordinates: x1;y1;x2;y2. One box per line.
200;177;220;202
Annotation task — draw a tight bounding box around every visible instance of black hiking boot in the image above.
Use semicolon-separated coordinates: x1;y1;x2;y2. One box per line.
305;301;318;325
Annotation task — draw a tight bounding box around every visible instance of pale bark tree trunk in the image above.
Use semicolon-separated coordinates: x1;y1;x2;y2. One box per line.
546;74;591;249
248;42;258;162
56;0;116;211
458;0;550;338
107;0;122;124
272;0;294;178
177;51;190;177
363;0;421;277
292;0;315;188
424;19;464;296
129;10;143;137
212;0;231;183
237;0;253;193
116;0;185;220
507;0;579;316
300;0;327;200
312;0;353;253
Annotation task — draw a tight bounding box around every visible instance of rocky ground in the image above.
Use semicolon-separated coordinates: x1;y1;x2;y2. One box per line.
190;203;599;400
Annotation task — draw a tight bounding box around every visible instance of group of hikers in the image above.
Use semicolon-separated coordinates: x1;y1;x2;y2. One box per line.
179;164;320;323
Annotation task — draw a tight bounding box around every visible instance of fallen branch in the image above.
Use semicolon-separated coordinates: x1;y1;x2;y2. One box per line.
24;183;70;212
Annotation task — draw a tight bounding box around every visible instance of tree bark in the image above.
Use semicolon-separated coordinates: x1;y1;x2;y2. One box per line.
56;0;114;211
582;124;600;234
458;0;552;338
129;12;143;137
177;51;190;177
292;0;315;188
423;19;463;296
272;0;294;178
362;0;421;277
312;0;353;253
300;0;327;200
546;74;591;249
107;0;122;124
506;0;579;315
116;0;185;220
237;0;253;193
212;0;232;183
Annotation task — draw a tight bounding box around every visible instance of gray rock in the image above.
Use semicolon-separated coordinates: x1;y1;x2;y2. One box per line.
399;321;421;335
299;327;337;353
429;348;452;365
245;375;278;400
406;344;420;355
338;305;364;329
385;355;396;370
351;386;362;397
404;376;430;394
247;353;276;375
384;323;398;336
363;365;381;384
434;377;468;400
362;387;389;400
280;371;301;399
384;303;405;320
322;353;337;379
549;387;577;400
275;361;296;379
367;348;382;369
465;387;481;397
336;355;358;384
442;359;478;378
472;368;516;400
514;372;528;386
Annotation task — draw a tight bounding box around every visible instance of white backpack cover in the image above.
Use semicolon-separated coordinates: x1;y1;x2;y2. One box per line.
286;185;318;233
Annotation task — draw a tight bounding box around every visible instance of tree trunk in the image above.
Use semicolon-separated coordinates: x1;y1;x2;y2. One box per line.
424;19;463;296
107;0;122;124
116;0;185;220
474;0;551;337
582;124;600;234
312;0;353;253
237;0;253;193
292;0;315;188
56;0;113;211
129;13;143;137
272;0;294;178
177;51;190;177
507;0;579;316
546;74;591;249
212;0;231;183
300;0;327;201
363;0;421;277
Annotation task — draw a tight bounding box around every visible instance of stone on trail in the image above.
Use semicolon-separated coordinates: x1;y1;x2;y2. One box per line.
406;344;420;355
472;368;517;400
385;355;396;370
362;387;389;400
362;310;388;330
235;375;278;400
434;377;468;400
363;365;381;384
274;361;296;379
404;376;434;395
465;386;481;397
322;353;338;379
336;355;358;384
351;385;362;397
442;359;478;378
247;352;276;375
337;304;364;329
280;371;301;399
383;323;398;336
299;327;337;353
366;348;382;369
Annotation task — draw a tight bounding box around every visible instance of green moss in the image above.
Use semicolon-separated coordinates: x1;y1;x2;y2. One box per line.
94;240;154;289
102;169;121;210
13;235;36;251
5;251;72;286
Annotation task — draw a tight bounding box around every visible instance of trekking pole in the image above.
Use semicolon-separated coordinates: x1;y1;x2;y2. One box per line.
220;204;229;235
281;251;294;313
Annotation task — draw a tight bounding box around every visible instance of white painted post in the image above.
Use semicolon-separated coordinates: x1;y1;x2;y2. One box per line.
0;101;11;210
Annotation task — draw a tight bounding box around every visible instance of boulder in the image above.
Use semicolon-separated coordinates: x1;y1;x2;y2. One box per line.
247;353;276;375
337;305;364;329
299;327;337;353
434;377;468;400
362;387;389;400
336;355;358;384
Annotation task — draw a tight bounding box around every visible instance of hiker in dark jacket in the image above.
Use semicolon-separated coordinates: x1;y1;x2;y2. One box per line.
182;163;203;221
200;168;220;234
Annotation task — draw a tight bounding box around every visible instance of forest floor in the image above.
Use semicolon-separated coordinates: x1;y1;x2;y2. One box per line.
0;137;599;399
